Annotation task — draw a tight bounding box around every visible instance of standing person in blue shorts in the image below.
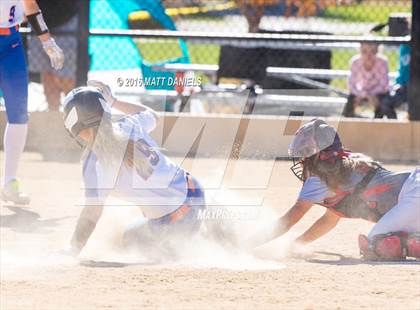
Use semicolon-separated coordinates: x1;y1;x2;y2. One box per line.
1;0;64;204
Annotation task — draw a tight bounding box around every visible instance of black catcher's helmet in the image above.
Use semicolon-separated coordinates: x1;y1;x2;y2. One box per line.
63;86;112;138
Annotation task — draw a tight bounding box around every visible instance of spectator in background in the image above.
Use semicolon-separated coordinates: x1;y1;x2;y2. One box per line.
381;16;411;119
379;43;410;119
235;0;280;32
28;0;78;111
236;0;337;32
344;42;392;118
285;0;336;18
369;15;411;119
395;43;410;96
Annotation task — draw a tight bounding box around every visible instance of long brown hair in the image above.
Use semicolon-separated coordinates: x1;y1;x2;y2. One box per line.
304;152;381;190
84;119;152;177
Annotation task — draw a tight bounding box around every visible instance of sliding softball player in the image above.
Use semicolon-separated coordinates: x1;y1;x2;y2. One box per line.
1;0;64;204
268;119;419;260
62;81;205;257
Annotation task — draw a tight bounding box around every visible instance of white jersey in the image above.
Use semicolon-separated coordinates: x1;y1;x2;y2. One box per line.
83;111;189;219
0;0;23;27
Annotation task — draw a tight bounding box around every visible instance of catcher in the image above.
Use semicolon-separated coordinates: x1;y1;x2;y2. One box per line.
269;119;419;260
62;81;205;257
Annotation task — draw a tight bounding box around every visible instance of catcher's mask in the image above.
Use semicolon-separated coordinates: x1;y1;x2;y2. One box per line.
290;157;305;182
63;86;112;146
288;118;342;181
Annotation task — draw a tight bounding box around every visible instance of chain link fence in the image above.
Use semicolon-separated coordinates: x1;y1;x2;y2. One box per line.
21;0;79;111
18;0;413;118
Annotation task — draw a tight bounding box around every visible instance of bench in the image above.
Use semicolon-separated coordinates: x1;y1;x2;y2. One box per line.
151;63;397;81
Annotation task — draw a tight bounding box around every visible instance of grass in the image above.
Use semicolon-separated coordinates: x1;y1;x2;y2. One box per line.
323;2;411;23
136;40;220;84
136;40;220;64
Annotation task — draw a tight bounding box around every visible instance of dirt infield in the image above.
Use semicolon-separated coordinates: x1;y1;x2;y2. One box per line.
1;152;419;310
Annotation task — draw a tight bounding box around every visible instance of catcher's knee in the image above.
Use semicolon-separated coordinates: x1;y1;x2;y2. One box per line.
407;232;420;259
358;232;420;260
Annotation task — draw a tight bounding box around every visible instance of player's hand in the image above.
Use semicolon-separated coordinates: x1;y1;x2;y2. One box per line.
87;80;117;107
42;38;64;70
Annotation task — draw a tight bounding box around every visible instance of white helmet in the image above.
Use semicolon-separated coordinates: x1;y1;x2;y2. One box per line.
288;119;342;181
289;118;341;158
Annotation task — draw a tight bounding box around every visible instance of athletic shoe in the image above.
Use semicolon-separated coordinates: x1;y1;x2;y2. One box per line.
1;179;30;205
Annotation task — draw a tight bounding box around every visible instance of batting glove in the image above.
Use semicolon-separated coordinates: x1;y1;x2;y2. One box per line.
87;80;117;107
42;38;64;70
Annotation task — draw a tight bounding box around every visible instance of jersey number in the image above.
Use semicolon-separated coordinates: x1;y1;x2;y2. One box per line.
8;6;16;23
135;139;160;180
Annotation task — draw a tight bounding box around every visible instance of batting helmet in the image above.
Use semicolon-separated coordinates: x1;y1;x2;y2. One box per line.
63;86;112;138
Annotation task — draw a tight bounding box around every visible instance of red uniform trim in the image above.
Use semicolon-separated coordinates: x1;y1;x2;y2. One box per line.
168;174;197;222
362;184;391;199
170;204;190;222
0;25;19;36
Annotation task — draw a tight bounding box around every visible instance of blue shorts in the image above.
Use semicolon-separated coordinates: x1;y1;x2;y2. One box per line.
0;27;28;124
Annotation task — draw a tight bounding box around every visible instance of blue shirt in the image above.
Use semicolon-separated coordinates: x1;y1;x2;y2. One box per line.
396;44;410;86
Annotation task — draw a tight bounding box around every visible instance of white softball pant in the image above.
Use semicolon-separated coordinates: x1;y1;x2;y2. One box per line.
368;168;420;239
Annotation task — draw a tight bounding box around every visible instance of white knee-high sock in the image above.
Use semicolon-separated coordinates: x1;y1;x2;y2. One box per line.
2;123;28;186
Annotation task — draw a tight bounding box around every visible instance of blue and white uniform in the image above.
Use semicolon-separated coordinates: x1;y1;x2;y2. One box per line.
83;110;205;243
0;0;28;124
0;1;23;27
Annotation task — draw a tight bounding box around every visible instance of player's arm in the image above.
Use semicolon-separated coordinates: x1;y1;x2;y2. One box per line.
22;0;64;70
22;0;48;41
66;152;106;256
87;80;159;120
295;209;341;245
252;200;313;247
70;204;104;254
113;100;158;119
273;200;314;238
